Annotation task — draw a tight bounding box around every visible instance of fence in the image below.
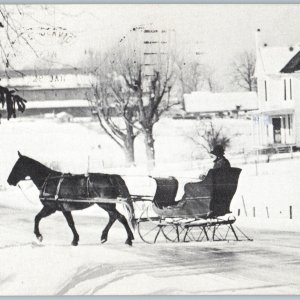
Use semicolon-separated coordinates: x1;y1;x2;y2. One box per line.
235;203;295;220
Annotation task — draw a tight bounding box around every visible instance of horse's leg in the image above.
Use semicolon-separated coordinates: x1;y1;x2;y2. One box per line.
61;211;79;246
97;204;134;246
34;205;56;242
97;204;117;244
114;209;135;246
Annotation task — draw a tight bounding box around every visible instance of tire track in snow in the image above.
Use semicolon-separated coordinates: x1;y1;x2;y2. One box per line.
0;242;40;250
56;264;131;295
56;254;243;295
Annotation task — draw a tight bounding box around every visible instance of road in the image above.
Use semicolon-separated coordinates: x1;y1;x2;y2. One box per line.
0;204;300;295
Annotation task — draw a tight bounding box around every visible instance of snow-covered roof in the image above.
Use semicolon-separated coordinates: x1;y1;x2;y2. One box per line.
184;92;258;113
0;68;83;78
255;46;300;76
0;68;95;90
26;100;90;109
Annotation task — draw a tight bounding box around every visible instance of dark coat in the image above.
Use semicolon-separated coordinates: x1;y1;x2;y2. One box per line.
213;156;231;169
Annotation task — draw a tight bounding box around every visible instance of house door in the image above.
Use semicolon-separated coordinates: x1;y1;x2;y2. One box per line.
272;118;281;143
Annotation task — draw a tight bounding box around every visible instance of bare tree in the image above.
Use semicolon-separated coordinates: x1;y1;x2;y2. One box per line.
100;27;176;169
115;50;174;169
177;60;203;93
0;6;31;120
202;66;221;92
84;50;139;166
0;5;58;121
231;51;257;91
175;60;203;108
190;121;231;154
175;59;222;111
135;69;174;168
86;26;176;169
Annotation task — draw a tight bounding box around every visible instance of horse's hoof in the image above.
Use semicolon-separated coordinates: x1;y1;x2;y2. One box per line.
101;238;107;244
37;235;43;242
125;239;133;246
71;240;78;246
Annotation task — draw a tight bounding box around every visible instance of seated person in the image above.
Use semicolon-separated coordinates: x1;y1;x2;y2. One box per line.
199;145;230;180
210;145;231;169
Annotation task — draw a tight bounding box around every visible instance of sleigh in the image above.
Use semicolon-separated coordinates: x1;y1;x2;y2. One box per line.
38;166;251;244
133;168;252;243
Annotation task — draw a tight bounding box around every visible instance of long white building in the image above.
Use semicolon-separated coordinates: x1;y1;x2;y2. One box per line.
184;91;258;116
0;68;94;117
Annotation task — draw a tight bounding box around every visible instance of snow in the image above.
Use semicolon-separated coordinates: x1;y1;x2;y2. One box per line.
256;46;300;75
25;99;90;109
1;205;300;295
1;117;300;295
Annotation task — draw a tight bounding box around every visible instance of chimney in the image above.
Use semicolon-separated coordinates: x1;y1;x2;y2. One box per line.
255;28;261;56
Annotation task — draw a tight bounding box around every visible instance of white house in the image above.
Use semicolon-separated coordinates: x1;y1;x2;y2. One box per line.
254;41;300;146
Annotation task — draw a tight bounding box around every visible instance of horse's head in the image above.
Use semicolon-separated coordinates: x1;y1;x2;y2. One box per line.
7;151;32;186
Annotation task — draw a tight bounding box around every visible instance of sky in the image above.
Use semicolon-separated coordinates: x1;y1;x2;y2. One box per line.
3;4;300;90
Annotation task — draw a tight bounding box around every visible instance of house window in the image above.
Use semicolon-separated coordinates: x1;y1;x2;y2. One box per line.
290;79;293;100
264;80;268;101
284;79;287;100
288;114;292;135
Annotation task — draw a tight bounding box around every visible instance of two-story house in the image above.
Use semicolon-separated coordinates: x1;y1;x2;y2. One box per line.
254;43;300;146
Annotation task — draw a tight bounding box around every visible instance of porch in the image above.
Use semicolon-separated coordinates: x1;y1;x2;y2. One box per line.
252;109;295;146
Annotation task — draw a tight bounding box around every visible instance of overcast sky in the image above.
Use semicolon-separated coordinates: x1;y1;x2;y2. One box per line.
5;4;300;89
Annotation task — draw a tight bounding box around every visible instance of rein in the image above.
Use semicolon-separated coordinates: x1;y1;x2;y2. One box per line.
17;184;36;205
17;171;51;205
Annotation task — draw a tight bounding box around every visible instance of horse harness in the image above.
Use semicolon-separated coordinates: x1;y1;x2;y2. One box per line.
39;173;125;204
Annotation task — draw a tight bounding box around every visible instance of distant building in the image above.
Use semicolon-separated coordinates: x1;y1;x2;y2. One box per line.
0;68;94;117
56;111;74;123
254;38;300;146
183;91;258;117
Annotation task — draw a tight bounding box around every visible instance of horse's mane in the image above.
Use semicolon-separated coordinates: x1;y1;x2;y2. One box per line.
22;155;59;175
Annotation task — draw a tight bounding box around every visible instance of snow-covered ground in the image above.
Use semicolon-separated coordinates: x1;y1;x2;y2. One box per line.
1;204;300;295
1;117;300;295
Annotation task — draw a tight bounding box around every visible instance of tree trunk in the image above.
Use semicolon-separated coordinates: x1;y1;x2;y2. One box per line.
181;94;186;111
144;127;155;170
180;83;186;111
124;123;135;166
124;139;135;166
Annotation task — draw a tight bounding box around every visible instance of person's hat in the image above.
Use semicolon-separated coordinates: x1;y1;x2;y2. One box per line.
210;145;225;156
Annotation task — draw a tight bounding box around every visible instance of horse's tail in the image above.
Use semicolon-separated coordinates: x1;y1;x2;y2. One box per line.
110;175;136;230
123;197;136;230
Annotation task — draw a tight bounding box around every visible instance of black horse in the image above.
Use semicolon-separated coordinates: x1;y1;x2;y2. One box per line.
7;152;135;246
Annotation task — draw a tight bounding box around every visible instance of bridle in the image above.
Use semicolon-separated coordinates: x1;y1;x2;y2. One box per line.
16;173;50;205
17;182;36;205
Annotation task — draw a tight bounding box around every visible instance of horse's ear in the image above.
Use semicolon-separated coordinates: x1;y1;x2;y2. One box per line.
18;151;22;157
